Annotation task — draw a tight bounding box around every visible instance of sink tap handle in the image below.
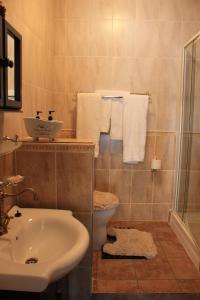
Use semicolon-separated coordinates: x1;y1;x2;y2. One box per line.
36;111;43;119
48;110;55;121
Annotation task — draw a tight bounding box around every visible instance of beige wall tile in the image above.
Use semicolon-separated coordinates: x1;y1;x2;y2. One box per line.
134;21;160;58
159;0;182;21
109;170;131;203
152;203;171;221
68;57;95;93
153;171;174;204
93;57;113;90
111;57;134;90
16;151;57;208
57;152;93;212
113;20;135;57
111;203;132;220
95;169;109;192
182;0;200;22
54;57;68;93
157;58;181;94
93;0;113;20
188;171;200;211
156;92;177;131
67;0;93;19
133;58;159;93
136;0;160;21
190;136;200;171
159;22;182;58
131;203;152;220
90;20;113;56
54;19;67;56
131;171;153;203
54;0;67;18
67;21;91;56
155;134;175;170
113;0;136;20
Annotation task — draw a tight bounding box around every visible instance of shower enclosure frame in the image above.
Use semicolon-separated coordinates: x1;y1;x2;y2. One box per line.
170;31;200;271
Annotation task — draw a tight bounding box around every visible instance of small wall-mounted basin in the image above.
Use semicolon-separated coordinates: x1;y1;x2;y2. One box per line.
0;206;89;292
24;118;63;141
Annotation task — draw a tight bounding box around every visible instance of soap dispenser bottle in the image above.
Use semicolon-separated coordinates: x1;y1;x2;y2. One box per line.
48;110;55;121
36;111;43;119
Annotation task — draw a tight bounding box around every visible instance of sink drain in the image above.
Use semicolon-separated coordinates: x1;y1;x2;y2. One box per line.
25;257;38;264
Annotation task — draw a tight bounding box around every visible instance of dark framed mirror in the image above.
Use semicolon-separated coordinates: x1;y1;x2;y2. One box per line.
0;3;22;111
0;15;3;107
3;21;22;109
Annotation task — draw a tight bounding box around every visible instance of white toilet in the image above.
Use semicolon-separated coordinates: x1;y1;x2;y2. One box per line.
93;190;119;249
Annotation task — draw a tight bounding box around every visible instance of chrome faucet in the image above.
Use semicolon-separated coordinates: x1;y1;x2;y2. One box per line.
0;176;38;235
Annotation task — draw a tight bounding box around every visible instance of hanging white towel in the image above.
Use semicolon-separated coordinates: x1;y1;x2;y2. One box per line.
100;99;111;133
110;99;123;140
76;93;101;157
123;94;149;163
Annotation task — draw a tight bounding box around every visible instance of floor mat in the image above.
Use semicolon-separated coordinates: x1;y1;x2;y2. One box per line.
102;227;157;259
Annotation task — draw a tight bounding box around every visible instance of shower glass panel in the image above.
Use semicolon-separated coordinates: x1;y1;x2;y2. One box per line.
176;34;200;247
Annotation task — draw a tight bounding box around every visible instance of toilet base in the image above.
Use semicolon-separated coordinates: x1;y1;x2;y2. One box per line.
93;225;107;250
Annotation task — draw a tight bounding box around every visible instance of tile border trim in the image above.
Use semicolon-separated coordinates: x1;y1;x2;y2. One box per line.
17;143;95;154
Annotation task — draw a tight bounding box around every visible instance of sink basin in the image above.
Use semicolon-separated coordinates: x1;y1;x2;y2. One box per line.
0;206;89;292
24;118;63;141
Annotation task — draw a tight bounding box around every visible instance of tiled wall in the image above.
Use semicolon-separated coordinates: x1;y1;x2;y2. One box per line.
53;0;200;220
95;133;175;221
0;0;56;138
15;141;94;300
0;152;16;212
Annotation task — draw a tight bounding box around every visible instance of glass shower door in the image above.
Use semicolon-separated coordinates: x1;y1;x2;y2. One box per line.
176;34;200;248
176;41;194;220
184;37;200;246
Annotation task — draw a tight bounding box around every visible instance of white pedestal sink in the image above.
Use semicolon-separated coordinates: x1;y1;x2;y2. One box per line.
0;206;89;292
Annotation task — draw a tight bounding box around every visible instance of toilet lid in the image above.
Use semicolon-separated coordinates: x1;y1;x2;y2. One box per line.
93;190;119;211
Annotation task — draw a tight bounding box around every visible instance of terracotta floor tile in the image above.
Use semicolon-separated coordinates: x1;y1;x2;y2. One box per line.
93;221;200;295
169;258;200;279
156;230;178;241
96;259;136;280
138;279;180;293
93;279;141;293
178;279;200;293
160;240;188;259
154;241;167;259
134;258;175;280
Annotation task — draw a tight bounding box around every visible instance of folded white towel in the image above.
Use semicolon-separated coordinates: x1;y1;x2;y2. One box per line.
96;90;129;140
123;94;149;163
76;93;101;157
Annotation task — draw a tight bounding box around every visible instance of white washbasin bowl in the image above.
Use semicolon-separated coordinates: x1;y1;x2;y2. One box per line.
0;206;89;292
24;117;63;141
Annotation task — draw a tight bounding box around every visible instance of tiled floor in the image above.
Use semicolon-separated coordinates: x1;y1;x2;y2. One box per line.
92;221;200;298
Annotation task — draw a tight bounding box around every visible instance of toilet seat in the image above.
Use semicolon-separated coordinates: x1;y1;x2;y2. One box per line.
93;190;119;211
